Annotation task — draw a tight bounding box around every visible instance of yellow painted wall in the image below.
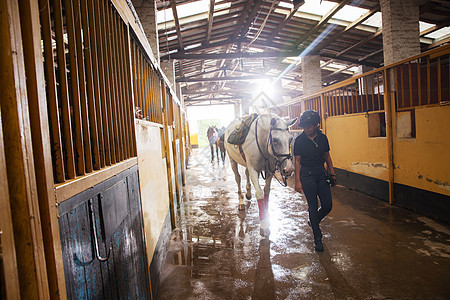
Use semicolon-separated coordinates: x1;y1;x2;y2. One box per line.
325;114;389;181
393;105;450;196
190;133;198;146
135;120;170;262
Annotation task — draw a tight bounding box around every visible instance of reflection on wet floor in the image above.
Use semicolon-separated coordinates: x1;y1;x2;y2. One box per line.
157;148;450;299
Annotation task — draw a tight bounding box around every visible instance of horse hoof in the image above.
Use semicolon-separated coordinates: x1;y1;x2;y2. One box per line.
245;194;251;200
260;228;270;237
238;204;246;211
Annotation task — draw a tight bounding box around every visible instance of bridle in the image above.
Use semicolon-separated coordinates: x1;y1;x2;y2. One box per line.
255;117;293;187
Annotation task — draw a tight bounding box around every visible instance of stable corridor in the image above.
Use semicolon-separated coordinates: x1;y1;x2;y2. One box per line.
157;148;450;299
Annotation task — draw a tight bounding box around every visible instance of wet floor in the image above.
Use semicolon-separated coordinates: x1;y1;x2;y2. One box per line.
156;148;450;300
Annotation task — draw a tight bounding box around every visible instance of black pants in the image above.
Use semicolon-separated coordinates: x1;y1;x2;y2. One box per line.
300;166;332;241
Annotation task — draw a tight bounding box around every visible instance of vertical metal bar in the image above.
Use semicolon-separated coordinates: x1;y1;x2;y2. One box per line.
427;56;431;105
94;0;111;166
127;37;138;157
364;76;369;111
400;66;405;108
118;22;130;159
438;57;442;103
101;0;116;163
126;30;137;157
39;0;65;182
149;68;154;122
417;60;422;107
146;62;152;121
139;52;145;119
350;84;354;113
376;72;381;110
80;0;100;170
64;0;86;175
408;63;413;109
54;0;76;179
383;69;395;205
393;66;399;110
111;11;125;161
370;75;375;111
106;4;121;162
73;0;92;173
88;0;105;168
152;70;157;123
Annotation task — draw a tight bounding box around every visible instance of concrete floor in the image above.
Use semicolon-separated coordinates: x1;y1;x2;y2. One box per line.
156;148;450;300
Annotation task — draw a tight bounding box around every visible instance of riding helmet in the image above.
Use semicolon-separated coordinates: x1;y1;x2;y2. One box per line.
299;110;320;128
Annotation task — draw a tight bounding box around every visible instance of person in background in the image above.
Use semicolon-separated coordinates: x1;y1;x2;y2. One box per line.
294;110;335;252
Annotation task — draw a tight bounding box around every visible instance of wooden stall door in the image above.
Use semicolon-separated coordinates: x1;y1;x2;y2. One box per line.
58;166;150;299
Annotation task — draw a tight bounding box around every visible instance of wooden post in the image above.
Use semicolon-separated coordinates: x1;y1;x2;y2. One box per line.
384;69;395;205
0;0;50;298
20;0;68;298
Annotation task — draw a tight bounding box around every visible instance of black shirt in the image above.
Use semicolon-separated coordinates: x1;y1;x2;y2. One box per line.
294;131;330;167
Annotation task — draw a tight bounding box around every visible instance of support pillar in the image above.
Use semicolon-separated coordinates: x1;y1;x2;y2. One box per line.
301;55;321;96
380;0;420;65
161;60;175;90
133;0;160;62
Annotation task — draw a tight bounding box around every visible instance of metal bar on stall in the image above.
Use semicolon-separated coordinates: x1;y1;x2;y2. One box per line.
64;0;86;175
54;0;76;179
73;0;93;173
96;0;112;165
39;0;65;182
81;0;100;170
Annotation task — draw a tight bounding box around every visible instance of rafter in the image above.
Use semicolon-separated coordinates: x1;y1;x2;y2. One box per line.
206;0;215;44
266;1;304;41
311;4;380;54
177;75;272;82
163;51;299;60
170;0;184;51
295;0;352;48
336;29;382;57
322;64;358;79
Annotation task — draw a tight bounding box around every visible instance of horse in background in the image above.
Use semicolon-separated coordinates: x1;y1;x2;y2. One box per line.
207;125;219;162
217;126;227;162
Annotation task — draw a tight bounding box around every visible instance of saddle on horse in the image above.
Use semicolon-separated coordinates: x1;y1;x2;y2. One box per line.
227;113;259;145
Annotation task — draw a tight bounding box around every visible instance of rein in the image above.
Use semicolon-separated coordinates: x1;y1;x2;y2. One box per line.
255;117;292;187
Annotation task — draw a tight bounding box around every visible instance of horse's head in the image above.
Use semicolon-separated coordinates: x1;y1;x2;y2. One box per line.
268;116;298;176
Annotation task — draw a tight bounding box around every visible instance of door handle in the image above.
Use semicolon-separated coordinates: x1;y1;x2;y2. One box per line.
88;198;111;262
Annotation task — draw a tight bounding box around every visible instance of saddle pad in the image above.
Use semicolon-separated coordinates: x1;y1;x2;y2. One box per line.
227;113;259;145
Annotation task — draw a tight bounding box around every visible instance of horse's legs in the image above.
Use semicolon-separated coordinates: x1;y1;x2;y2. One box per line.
263;174;273;218
210;144;214;161
215;142;219;159
230;159;245;210
247;167;270;237
245;168;252;200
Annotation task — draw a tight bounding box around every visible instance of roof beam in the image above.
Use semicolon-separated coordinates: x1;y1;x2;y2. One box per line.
206;0;215;44
336;29;382;57
177;75;272;83
182;89;251;95
266;1;304;41
322;64;358;79
311;4;380;54
170;0;184;51
420;17;450;37
295;0;352;48
237;0;265;39
163;51;299;60
160;39;234;60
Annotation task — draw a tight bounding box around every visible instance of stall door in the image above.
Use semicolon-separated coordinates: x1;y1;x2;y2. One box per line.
58;166;150;299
